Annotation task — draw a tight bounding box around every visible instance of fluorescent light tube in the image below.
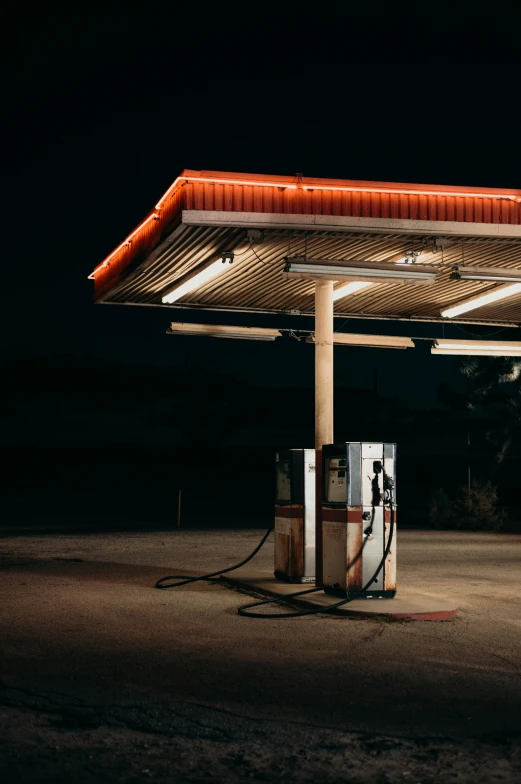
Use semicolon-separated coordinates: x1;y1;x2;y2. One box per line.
452;266;521;283
285;257;438;284
432;339;521;356
306;333;415;349
441;283;521;318
162;257;233;304
332;281;373;301
167;323;281;341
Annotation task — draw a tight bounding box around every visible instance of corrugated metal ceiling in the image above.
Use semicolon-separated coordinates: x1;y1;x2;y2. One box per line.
100;224;521;325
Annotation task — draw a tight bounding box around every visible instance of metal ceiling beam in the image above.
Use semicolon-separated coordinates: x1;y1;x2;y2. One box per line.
99;299;520;327
182;210;521;240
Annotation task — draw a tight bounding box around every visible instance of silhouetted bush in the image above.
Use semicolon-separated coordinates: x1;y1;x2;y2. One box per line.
428;480;506;531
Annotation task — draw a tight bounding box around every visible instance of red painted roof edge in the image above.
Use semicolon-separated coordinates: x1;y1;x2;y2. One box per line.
182;169;521;199
89;169;521;289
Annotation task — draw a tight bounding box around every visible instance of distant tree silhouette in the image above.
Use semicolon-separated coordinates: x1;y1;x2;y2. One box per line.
460;355;521;466
436;355;521;471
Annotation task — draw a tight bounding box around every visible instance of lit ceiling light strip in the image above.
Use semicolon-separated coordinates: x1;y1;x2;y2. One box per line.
88;213;159;279
166;323;281;341
433;349;521;356
332;281;373;301
161;257;233;304
432;339;521;356
301;187;520;200
154;177;297;209
307;333;415;349
154;176;520;211
285;257;438;284
441;283;521;318
452;265;521;283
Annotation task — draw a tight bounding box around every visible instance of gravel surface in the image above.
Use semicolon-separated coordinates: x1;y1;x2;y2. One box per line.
1;528;521;782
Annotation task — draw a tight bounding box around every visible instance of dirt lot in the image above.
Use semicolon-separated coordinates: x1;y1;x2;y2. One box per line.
1;528;521;782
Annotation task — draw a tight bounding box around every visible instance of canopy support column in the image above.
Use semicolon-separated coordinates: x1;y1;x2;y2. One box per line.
315;280;334;586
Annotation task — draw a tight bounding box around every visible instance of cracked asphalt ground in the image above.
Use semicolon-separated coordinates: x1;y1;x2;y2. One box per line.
1;529;521;782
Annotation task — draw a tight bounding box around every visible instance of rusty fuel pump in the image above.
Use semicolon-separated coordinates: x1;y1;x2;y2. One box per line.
322;442;396;598
274;449;316;583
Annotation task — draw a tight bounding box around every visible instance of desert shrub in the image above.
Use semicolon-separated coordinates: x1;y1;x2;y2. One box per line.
452;480;506;531
428;480;506;531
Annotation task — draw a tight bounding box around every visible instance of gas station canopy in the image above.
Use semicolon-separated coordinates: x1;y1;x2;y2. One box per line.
89;171;521;589
90;170;521;326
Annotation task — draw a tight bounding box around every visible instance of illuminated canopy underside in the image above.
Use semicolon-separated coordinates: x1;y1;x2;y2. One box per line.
91;170;521;326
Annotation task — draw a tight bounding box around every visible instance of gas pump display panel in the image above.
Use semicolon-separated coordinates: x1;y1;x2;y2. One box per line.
275;450;306;505
322;442;396;598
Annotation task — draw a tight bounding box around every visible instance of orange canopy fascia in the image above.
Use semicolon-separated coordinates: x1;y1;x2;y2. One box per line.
90;169;521;298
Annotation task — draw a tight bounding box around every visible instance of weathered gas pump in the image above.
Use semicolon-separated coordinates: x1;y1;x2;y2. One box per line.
158;442;397;619
322;442;396;597
274;449;316;583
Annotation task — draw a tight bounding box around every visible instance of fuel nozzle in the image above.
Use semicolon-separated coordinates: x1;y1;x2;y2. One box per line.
370;462;384;506
383;468;394;504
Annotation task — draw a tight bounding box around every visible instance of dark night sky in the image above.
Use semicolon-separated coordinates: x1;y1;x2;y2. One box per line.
3;4;520;408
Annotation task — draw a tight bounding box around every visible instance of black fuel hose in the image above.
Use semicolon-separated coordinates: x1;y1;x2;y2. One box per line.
155;527;273;589
237;501;395;619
